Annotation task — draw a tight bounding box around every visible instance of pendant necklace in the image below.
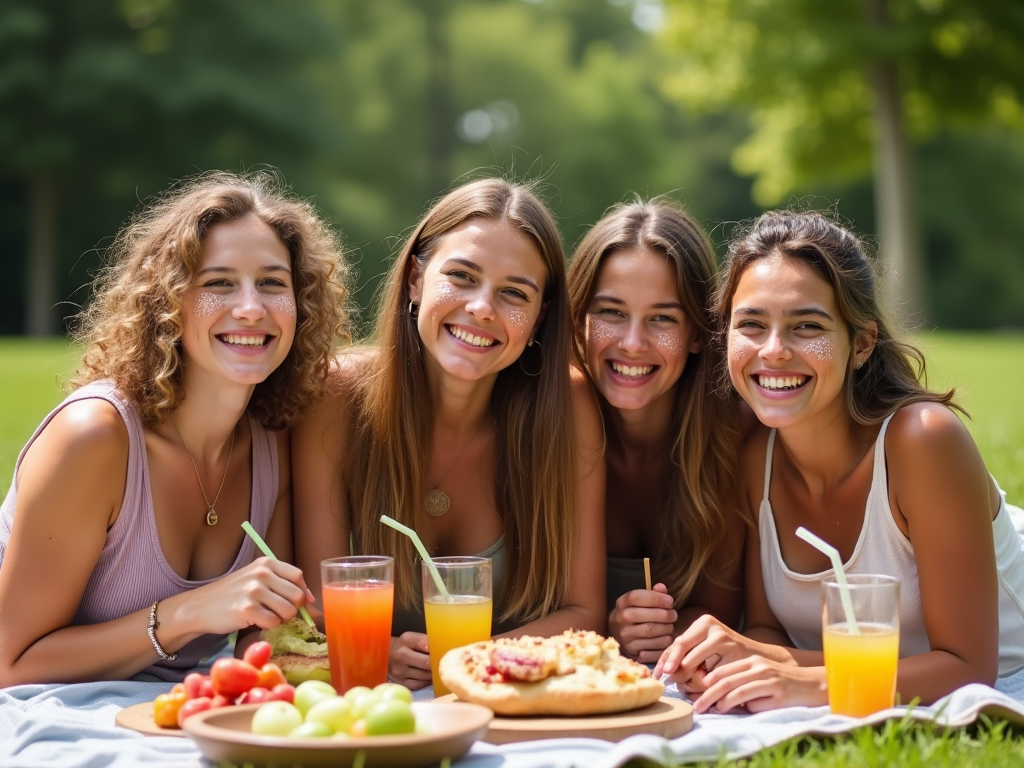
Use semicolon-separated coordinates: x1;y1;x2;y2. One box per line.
424;419;486;517
170;415;235;526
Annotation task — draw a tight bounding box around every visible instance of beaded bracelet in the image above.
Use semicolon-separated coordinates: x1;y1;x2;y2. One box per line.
147;601;177;661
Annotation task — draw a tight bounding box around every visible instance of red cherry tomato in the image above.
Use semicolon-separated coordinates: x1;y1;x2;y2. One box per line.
177;697;212;727
183;673;206;700
268;683;295;704
209;694;232;709
256;662;288;690
243;640;273;670
210;658;260;699
240;687;273;705
199;677;215;699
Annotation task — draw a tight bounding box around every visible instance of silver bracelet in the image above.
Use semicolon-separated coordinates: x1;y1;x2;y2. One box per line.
147;601;177;661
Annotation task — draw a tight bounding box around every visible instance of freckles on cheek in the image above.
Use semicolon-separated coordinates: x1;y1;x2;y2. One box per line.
729;333;758;364
268;294;296;315
802;337;833;361
586;316;616;344
507;308;530;341
432;282;459;304
193;292;225;317
654;329;685;355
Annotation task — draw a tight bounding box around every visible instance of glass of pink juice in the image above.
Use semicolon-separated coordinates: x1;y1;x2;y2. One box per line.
321;556;394;693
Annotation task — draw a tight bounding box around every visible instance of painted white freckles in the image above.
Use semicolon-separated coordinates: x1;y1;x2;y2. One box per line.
587;316;616;343
268;294;296;315
654;330;685;355
803;337;833;362
433;282;459;304
193;292;225;317
507;308;530;341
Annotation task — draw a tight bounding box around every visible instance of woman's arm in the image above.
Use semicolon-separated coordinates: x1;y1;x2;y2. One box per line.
498;371;607;638
0;401;312;686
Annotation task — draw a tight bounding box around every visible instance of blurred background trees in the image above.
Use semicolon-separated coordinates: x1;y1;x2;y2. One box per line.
1;0;1021;336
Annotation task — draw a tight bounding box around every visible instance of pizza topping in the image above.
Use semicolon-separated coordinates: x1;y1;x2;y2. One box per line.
489;644;558;682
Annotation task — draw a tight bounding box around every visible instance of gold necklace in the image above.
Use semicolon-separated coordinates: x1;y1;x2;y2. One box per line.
169;415;235;526
424;420;486;517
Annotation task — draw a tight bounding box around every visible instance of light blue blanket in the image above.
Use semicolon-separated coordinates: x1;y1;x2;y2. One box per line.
2;675;1023;768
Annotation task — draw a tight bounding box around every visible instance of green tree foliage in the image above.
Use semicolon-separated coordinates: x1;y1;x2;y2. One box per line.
0;0;339;334
660;0;1024;203
313;0;761;318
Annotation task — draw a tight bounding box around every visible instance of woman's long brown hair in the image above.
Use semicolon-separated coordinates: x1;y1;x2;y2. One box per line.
346;178;577;622
567;198;740;608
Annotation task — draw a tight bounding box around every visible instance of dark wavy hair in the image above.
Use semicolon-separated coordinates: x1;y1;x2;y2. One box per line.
71;170;351;429
713;209;962;423
568;198;740;606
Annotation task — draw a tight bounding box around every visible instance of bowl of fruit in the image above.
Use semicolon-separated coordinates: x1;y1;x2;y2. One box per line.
181;678;492;768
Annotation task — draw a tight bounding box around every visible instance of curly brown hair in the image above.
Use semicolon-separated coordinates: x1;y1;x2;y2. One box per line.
71;170;351;429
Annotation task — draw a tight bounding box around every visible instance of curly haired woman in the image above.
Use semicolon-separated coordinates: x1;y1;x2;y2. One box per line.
0;171;350;684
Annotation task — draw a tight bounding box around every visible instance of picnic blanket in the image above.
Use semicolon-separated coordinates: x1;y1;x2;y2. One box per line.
3;674;1024;768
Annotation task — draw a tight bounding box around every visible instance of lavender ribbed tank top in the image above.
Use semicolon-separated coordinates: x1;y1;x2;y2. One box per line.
0;381;277;682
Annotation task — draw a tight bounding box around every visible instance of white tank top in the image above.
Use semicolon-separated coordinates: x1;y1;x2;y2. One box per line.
759;413;1024;678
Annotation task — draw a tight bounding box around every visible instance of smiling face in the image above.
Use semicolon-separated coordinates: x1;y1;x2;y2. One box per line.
407;217;548;384
179;215;296;388
585;247;702;413
728;254;867;431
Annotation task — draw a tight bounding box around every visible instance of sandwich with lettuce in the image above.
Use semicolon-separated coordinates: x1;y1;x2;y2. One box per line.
260;617;331;685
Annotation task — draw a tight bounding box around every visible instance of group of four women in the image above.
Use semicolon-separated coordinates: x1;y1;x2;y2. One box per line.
2;171;1022;713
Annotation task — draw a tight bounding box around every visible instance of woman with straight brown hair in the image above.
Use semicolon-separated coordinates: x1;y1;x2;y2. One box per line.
293;178;606;689
567;199;745;664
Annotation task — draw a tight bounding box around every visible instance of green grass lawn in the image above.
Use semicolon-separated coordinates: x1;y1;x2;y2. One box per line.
1;332;1023;765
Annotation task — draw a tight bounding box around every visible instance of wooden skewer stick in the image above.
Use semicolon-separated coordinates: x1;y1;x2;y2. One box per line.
643;557;652;591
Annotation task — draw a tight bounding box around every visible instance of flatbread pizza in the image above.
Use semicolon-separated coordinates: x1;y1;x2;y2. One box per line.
438;629;664;715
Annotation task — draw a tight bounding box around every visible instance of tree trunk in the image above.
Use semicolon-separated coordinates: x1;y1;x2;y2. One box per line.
869;0;926;325
26;169;58;336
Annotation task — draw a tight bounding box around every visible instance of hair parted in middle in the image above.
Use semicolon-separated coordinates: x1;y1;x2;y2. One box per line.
345;177;576;623
568;197;740;607
713;209;961;423
71;169;351;430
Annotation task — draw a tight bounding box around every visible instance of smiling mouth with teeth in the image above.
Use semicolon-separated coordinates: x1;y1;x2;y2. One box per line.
446;325;497;348
609;361;656;378
220;333;269;347
756;374;809;391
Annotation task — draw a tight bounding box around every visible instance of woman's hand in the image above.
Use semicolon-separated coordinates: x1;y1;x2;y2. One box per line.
178;557;315;638
690;657;828;714
654;614;779;686
388;633;432;689
609;583;678;663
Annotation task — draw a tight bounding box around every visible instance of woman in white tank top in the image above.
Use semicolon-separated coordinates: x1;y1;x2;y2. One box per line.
0;172;349;684
655;210;1024;713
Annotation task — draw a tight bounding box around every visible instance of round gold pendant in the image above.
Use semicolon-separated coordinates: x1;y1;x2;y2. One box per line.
206;507;219;526
424;488;451;516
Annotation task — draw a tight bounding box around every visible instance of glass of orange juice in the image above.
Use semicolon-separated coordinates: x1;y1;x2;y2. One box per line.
822;574;900;716
321;555;394;693
422;556;492;696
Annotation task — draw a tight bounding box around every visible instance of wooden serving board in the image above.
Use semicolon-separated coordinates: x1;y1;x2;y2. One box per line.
433;694;693;745
115;701;186;737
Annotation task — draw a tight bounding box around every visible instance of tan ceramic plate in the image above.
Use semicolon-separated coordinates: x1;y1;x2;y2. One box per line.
181;701;492;768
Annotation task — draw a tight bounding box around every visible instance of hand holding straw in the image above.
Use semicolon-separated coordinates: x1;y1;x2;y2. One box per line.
643;557;652;591
795;526;860;635
241;521;316;628
380;515;450;601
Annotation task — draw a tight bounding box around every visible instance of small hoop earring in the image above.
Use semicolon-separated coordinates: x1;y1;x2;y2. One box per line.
518;339;543;377
408;301;419;319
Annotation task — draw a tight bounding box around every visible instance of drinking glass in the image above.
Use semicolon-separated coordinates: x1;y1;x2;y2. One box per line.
321;555;394;693
422;556;492;696
822;574;900;716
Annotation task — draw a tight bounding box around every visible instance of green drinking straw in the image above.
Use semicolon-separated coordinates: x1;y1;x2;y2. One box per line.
379;515;450;601
240;521;317;629
796;526;860;635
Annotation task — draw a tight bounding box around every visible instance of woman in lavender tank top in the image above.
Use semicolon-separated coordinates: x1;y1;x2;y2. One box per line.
0;171;350;684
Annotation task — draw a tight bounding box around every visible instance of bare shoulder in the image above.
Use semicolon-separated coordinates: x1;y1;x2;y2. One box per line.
885;402;981;469
22;398;128;470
